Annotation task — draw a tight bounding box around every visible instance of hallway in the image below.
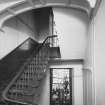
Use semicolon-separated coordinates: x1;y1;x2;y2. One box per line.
0;0;102;105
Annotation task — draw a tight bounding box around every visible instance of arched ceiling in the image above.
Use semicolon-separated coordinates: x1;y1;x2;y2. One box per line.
0;0;101;28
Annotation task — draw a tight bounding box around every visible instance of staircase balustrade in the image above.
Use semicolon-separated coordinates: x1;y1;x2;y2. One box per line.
2;35;58;105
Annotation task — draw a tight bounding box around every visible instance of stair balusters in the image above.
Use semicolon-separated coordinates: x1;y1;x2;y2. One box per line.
2;35;58;105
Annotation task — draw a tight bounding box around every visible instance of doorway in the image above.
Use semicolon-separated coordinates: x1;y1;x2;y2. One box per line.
50;68;73;105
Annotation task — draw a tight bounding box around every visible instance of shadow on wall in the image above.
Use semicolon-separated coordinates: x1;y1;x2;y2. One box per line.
37;70;50;105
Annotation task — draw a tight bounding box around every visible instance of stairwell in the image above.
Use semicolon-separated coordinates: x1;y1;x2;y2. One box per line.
1;35;60;105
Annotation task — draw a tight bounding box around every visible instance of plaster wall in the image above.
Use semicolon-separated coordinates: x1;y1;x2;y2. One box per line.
53;7;89;59
92;0;105;105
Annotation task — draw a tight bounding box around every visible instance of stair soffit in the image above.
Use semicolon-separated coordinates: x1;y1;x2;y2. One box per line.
0;0;96;28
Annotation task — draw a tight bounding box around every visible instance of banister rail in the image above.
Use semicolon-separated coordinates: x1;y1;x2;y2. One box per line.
0;38;32;61
37;35;58;51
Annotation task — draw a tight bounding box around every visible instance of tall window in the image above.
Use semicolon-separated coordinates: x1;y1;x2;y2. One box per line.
50;68;72;105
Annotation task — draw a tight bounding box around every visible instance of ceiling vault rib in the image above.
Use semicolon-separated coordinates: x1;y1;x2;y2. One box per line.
91;0;102;18
2;7;35;34
7;8;16;15
39;0;46;5
26;0;35;8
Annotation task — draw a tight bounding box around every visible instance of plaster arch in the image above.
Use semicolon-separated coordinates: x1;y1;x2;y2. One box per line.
0;0;90;29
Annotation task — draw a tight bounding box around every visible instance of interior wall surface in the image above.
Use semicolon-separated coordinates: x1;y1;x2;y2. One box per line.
83;14;93;105
34;7;51;42
92;0;105;105
53;7;89;59
38;70;50;105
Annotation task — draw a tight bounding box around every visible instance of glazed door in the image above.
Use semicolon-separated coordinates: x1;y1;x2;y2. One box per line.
50;68;72;105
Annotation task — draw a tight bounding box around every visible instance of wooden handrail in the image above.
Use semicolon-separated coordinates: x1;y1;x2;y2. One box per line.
36;35;57;53
41;35;57;45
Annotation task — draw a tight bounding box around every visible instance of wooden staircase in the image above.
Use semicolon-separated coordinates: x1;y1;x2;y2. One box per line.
2;35;60;105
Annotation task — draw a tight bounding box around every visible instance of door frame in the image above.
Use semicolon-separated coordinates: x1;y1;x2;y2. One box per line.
49;59;84;105
50;68;73;105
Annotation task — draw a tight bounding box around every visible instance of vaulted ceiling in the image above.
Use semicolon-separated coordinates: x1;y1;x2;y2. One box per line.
0;0;101;28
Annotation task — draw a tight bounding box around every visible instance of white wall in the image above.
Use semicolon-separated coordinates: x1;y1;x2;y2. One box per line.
83;16;93;105
38;70;50;105
53;7;89;59
73;67;83;105
92;0;105;105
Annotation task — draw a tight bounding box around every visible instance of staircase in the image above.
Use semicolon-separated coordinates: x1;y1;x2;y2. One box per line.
2;35;60;105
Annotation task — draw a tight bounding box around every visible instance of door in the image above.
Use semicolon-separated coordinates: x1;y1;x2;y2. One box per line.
50;68;72;105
